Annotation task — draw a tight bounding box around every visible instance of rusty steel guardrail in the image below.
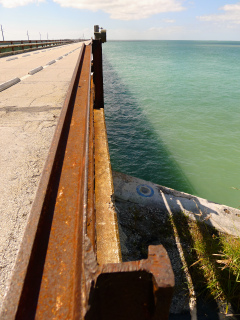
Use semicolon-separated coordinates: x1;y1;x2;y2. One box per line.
0;39;174;320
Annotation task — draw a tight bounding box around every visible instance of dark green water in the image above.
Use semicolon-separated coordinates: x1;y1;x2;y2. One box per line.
103;41;240;208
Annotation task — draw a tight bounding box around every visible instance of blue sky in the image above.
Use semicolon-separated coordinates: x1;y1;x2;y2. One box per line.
1;0;240;40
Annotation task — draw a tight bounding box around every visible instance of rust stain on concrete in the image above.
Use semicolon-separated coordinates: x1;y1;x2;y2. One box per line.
94;108;122;264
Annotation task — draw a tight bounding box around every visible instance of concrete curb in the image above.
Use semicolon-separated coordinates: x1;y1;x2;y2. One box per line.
6;57;18;61
46;60;56;65
28;66;43;75
0;78;21;92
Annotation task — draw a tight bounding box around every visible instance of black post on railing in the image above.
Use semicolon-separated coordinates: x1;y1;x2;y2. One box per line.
92;25;107;109
92;40;104;109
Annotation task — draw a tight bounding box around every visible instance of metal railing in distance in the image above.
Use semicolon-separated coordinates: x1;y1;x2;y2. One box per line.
0;39;84;56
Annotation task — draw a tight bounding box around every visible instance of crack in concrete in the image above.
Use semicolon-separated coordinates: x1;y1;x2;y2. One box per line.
0;106;61;113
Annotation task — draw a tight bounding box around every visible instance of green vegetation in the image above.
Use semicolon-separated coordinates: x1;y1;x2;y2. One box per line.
172;212;240;315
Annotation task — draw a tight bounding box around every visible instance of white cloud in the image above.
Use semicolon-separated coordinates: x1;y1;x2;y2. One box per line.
149;25;183;34
198;2;240;25
53;0;185;20
0;0;45;8
163;19;176;23
108;25;184;40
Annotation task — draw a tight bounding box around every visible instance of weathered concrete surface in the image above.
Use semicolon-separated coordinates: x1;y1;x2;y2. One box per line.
113;171;240;237
0;42;86;310
94;108;122;264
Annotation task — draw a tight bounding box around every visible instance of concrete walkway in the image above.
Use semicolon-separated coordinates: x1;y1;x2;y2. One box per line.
0;42;86;309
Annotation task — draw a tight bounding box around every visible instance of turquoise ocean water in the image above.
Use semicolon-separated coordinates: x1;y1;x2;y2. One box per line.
102;41;240;209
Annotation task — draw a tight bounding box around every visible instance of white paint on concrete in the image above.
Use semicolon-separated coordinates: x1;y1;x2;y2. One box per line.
20;75;31;81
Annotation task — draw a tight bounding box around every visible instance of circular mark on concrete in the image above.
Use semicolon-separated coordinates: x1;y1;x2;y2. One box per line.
136;184;154;197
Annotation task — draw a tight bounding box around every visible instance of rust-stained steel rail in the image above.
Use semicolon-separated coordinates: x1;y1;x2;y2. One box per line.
34;43;92;319
0;39;174;320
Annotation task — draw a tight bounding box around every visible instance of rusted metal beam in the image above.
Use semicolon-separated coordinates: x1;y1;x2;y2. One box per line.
35;44;92;319
85;245;174;320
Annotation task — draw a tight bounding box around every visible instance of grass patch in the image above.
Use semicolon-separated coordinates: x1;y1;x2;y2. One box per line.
173;212;240;314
